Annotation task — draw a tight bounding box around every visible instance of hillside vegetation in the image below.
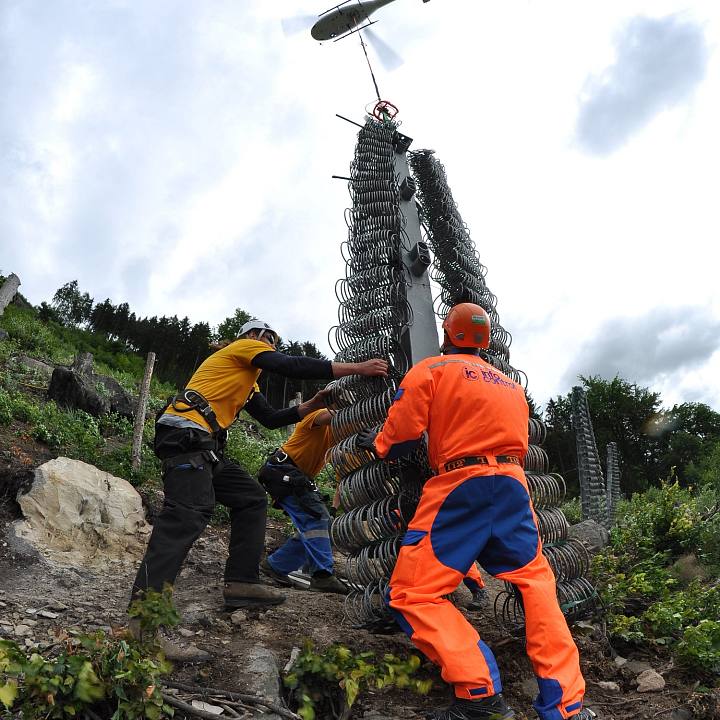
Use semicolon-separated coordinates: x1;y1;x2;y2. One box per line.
1;282;719;717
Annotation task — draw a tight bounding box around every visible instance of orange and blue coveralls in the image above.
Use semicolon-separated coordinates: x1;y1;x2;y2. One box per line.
374;352;586;720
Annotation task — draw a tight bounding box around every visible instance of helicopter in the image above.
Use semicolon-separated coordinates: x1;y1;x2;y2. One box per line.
282;0;429;70
310;0;430;42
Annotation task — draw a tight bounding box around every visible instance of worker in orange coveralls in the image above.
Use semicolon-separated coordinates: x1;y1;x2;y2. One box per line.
357;303;594;720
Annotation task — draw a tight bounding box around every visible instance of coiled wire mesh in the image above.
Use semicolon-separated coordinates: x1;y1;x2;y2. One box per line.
606;442;621;526
571;386;610;527
326;118;430;629
407;149;527;387
408;148;599;628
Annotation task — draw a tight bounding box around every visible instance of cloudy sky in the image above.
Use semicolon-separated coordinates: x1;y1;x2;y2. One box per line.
2;0;719;412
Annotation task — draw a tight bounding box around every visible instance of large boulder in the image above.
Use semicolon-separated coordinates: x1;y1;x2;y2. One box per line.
13;354;55;382
7;457;150;569
47;353;135;419
567;519;610;553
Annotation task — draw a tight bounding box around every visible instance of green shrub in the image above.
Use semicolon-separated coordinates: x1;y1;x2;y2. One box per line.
676;620;720;672
594;478;720;673
225;418;284;475
0;589;177;719
560;496;581;524
284;640;432;720
0;388;14;425
0;305;60;358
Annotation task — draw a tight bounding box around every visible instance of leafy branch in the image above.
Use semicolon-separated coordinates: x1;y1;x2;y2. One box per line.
283;640;432;720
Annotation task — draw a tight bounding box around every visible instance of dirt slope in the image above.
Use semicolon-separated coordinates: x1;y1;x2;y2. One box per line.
0;440;714;720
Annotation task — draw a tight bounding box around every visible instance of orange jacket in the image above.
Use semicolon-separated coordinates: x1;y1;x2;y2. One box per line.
375;353;529;470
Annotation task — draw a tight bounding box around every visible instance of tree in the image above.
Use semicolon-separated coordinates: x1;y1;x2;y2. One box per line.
216;308;252;342
653;403;720;486
544;375;664;495
545;376;720;496
261;339;328;409
51;281;94;327
544;395;576;489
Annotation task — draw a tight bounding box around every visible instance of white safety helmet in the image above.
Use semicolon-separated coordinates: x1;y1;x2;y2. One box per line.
238;319;278;344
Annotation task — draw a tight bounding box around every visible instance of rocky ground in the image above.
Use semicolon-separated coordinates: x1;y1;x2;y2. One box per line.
0;440;716;719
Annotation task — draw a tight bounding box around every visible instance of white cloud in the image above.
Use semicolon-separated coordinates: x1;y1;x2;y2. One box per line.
576;13;709;155
2;0;719;414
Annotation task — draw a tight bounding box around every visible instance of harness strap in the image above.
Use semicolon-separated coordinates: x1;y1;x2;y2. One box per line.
170;388;223;434
162;449;220;472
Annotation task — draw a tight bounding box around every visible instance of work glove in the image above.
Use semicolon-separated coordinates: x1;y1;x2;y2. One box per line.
356;428;378;454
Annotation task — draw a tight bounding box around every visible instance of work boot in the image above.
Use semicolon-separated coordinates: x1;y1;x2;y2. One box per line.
467;587;490;611
260;558;293;587
127;619;209;664
425;694;515;720
308;573;349;595
223;581;286;609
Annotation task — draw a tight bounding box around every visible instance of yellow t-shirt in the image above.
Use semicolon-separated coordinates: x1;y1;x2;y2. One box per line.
165;339;273;431
281;409;332;478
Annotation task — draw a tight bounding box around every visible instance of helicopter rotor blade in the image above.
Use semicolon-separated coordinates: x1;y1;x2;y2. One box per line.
281;14;317;36
364;27;404;71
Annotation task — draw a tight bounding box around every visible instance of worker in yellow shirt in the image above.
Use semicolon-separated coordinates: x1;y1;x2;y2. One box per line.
129;320;387;660
258;407;347;594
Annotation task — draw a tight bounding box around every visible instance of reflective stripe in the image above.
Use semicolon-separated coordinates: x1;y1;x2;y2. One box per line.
302;529;330;540
477;640;502;693
428;358;487;370
156;414;210;432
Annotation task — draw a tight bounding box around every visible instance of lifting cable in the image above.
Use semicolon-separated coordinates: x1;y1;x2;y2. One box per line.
358;30;382;103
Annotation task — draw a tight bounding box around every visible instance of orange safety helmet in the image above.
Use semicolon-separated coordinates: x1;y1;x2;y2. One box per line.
442;303;491;349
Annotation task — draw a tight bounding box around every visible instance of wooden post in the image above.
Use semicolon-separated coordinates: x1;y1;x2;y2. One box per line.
131;352;156;471
287;391;302;437
0;273;21;316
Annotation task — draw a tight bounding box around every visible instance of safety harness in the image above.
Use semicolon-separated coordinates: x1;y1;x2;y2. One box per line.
166;388;223;434
155;389;227;473
259;449;318;506
162;446;221;472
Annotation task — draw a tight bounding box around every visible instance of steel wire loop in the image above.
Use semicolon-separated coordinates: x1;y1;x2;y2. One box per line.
535;507;570;543
526;472;566;509
542;539;592;582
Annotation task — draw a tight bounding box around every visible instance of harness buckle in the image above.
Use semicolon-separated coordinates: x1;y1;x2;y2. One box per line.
274;450;289;464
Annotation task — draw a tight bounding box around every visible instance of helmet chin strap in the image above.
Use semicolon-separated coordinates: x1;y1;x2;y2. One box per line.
441;333;480;356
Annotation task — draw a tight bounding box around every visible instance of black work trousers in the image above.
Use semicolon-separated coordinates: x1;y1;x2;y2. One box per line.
131;424;267;600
